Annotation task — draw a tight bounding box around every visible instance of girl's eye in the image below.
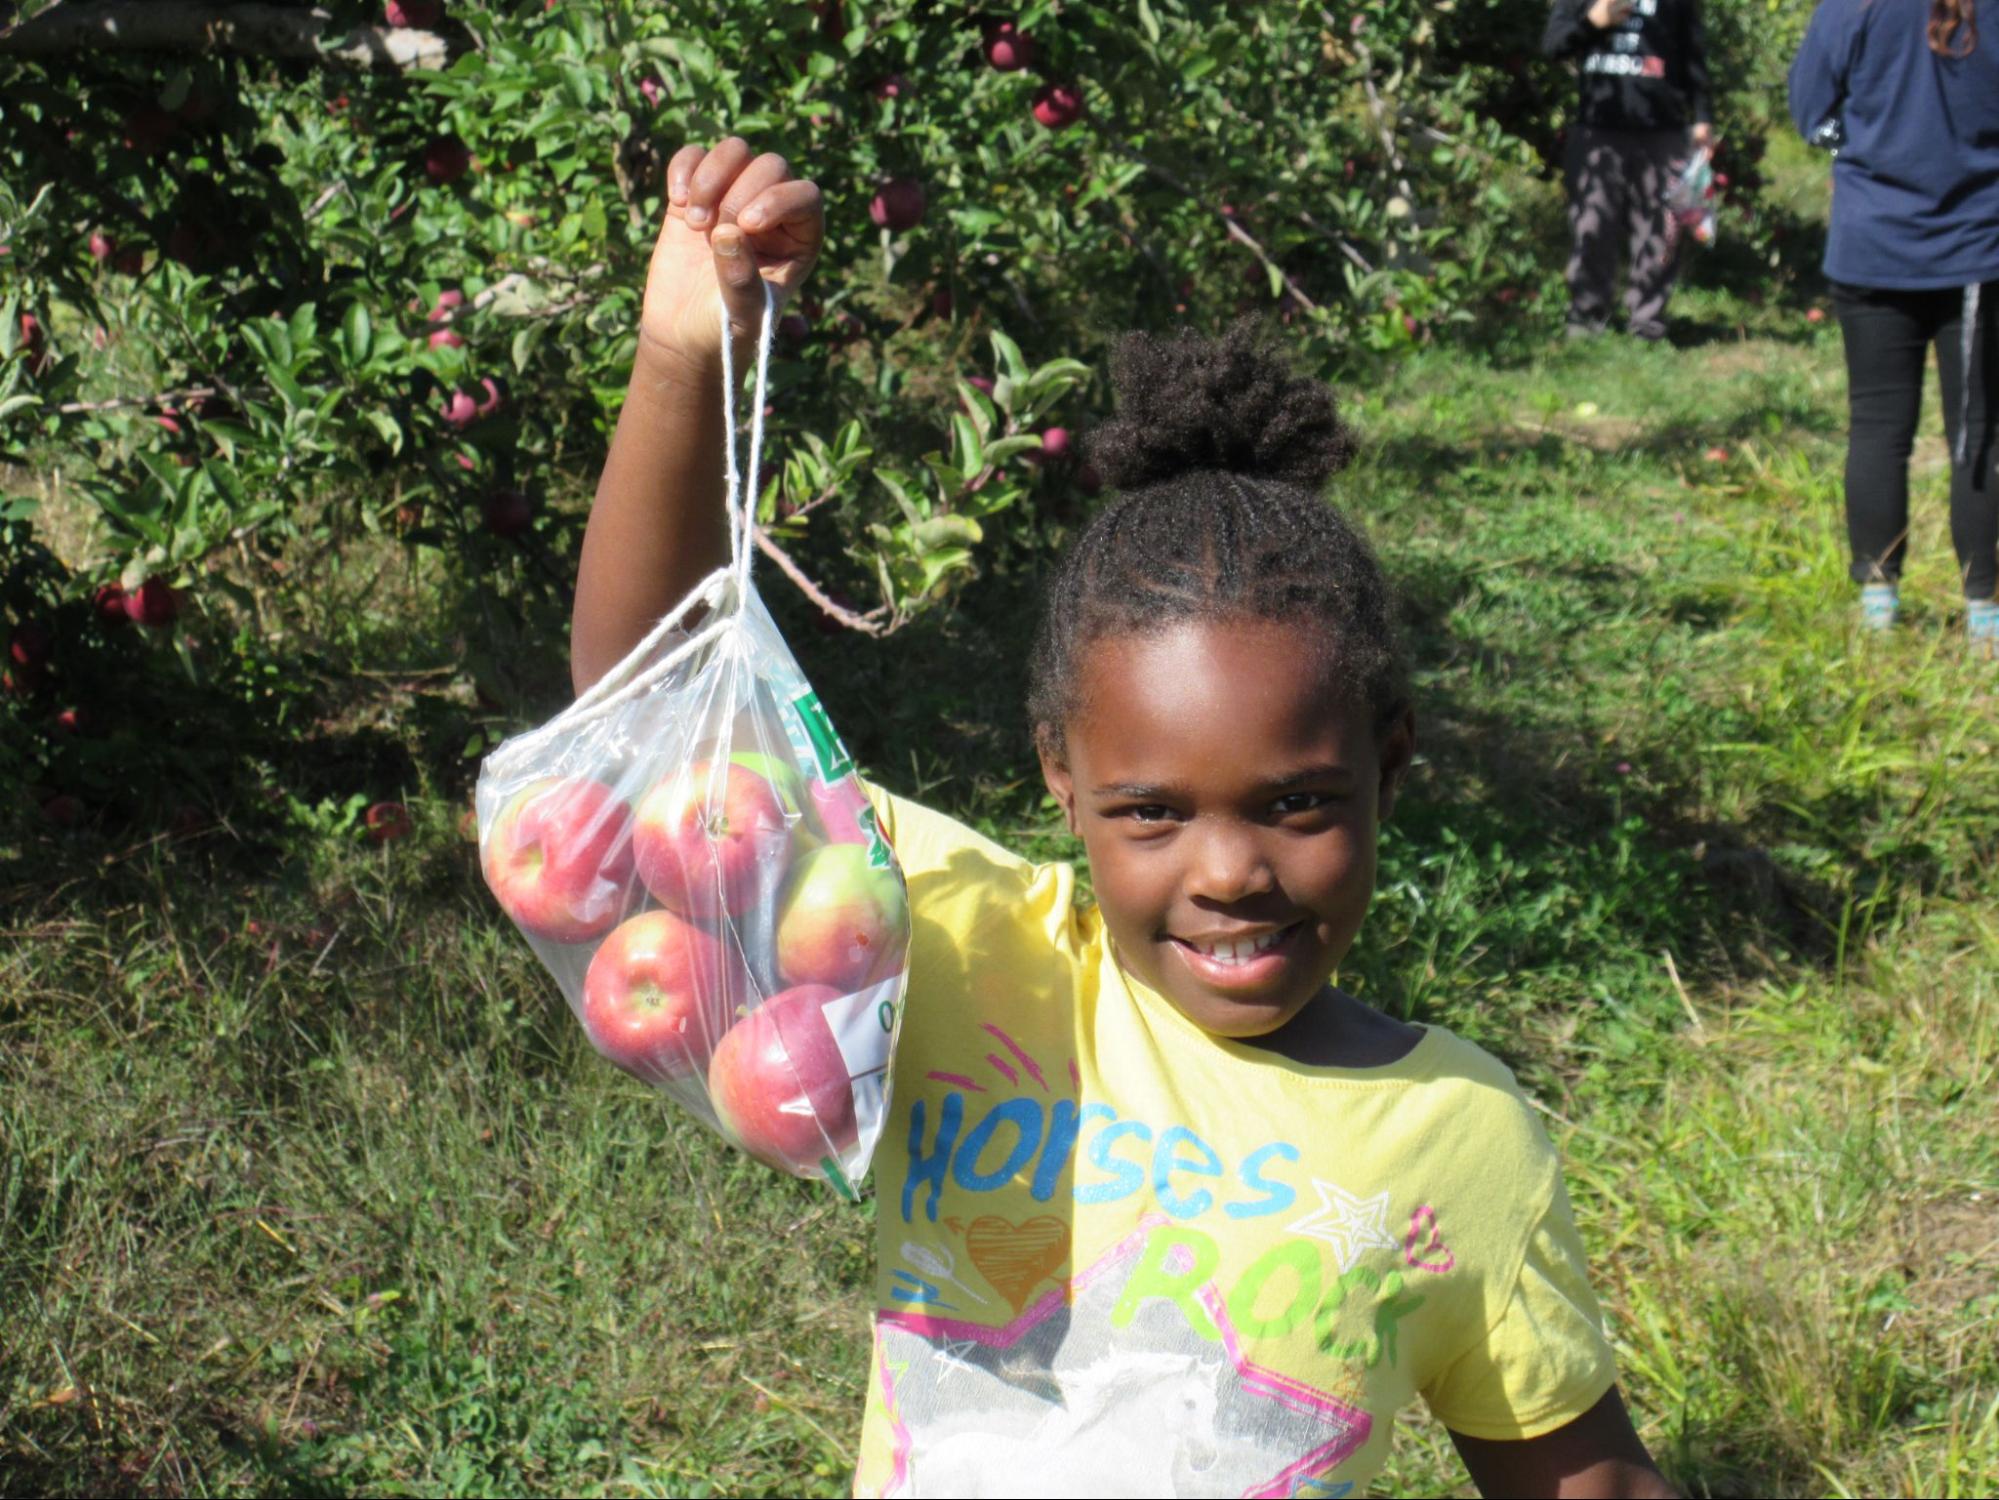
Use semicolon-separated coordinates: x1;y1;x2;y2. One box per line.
1124;804;1177;824
1273;791;1331;816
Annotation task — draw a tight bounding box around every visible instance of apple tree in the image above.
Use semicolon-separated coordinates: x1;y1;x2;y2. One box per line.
0;0;1790;827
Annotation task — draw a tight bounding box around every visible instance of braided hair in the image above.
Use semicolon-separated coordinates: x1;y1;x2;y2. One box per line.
1027;321;1407;754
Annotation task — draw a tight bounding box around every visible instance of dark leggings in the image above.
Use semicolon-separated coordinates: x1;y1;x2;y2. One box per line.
1832;281;1998;599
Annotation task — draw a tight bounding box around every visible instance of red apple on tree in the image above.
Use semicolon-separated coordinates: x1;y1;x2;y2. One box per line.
633;756;799;918
93;583;128;625
440;389;479;428
9;622;52;668
775;842;909;992
122;105;178;155
1037;426;1071;461
869;178;926;232
124;577;181;626
481;488;533;537
581;909;743;1082
423;135;471;185
984;21;1035;71
484;775;637;943
41;793;83;828
708;983;857;1173
428;288;464;321
365;801;412;842
428;328;465;350
88;231;115;262
17;313;48;375
1032;83;1085;129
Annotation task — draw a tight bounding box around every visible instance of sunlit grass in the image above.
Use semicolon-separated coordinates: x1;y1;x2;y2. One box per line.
4;294;1996;1497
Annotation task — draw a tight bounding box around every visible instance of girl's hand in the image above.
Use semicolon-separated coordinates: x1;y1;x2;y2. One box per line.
640;138;824;371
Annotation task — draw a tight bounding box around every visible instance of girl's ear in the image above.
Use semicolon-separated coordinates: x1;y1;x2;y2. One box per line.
1375;705;1417;823
1036;733;1080;835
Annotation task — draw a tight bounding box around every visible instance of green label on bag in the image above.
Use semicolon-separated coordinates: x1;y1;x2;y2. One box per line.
792;690;855;781
858;801;892;869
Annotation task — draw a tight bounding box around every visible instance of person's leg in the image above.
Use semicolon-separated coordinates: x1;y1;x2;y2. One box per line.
1624;131;1686;342
1933;283;1998;622
1563;127;1621;335
1834;283;1931;607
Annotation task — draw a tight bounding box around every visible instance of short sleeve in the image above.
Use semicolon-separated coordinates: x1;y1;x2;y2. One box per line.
1419;1179;1618;1441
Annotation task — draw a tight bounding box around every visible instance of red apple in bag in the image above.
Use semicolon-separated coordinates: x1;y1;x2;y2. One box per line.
709;983;856;1171
581;909;744;1082
484;776;636;943
633;756;799;918
775;843;908;991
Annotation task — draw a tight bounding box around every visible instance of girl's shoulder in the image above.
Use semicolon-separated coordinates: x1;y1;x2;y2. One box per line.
867;783;1092;958
1393;1025;1568;1178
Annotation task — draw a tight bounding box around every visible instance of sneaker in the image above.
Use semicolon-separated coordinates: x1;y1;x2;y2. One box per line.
1859;582;1899;631
1969;598;1999;657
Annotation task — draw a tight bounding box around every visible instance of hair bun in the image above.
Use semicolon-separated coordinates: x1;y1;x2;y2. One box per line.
1084;320;1355;494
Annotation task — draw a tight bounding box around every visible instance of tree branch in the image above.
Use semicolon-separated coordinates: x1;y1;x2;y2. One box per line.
0;2;454;70
751;525;890;636
1114;145;1321;313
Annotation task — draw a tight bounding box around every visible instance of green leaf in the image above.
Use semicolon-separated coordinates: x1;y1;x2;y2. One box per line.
913;514;982;549
951;414;984;481
364;410;404;454
989;330;1029;384
343;303;373;366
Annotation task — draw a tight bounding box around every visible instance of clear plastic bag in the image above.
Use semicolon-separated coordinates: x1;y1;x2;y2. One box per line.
1666;146;1717;247
474;291;908;1198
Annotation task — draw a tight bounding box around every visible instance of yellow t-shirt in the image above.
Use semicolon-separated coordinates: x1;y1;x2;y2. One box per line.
854;793;1617;1499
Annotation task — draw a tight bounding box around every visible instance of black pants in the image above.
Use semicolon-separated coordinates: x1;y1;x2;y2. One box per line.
1831;281;1998;599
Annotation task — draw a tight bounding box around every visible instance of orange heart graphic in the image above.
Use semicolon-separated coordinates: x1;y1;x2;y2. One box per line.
965;1215;1070;1312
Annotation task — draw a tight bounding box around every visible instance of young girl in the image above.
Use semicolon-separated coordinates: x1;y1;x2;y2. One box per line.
573;139;1675;1500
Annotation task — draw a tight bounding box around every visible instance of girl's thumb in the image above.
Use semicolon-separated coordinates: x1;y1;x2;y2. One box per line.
711;225;767;340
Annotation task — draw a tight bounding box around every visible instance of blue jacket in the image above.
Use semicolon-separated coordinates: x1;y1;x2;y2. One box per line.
1788;0;1999;289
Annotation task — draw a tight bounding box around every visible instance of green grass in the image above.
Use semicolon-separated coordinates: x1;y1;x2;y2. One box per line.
6;288;1998;1496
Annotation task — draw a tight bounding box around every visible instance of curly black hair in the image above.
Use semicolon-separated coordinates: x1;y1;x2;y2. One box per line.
1027;321;1408;753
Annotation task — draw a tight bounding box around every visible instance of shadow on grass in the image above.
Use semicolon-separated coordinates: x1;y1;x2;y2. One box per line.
776;530;1866;1084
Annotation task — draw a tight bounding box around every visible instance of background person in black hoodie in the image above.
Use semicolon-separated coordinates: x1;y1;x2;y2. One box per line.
1543;0;1714;341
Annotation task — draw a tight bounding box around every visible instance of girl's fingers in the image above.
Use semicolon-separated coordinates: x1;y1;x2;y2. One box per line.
716;152;793;226
664;143;706;208
684;136;753;229
710;224;767;340
738;178;824;253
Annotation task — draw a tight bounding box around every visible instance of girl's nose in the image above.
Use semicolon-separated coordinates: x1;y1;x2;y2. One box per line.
1184;822;1277;905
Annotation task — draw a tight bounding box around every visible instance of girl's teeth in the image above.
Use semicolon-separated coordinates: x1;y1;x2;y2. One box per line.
1194;930;1284;962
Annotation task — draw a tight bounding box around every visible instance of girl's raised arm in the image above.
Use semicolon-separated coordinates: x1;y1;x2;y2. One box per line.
571;138;823;694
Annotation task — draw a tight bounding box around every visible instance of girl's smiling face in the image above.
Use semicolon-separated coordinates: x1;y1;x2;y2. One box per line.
1039;617;1414;1039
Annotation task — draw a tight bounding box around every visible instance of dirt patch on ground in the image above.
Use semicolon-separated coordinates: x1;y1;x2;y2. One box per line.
1895;1195;1998;1323
1502;413;1651;452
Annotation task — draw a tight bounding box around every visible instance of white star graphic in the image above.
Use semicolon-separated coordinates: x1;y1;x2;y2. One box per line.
932;1336;986;1388
1285;1180;1397;1273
